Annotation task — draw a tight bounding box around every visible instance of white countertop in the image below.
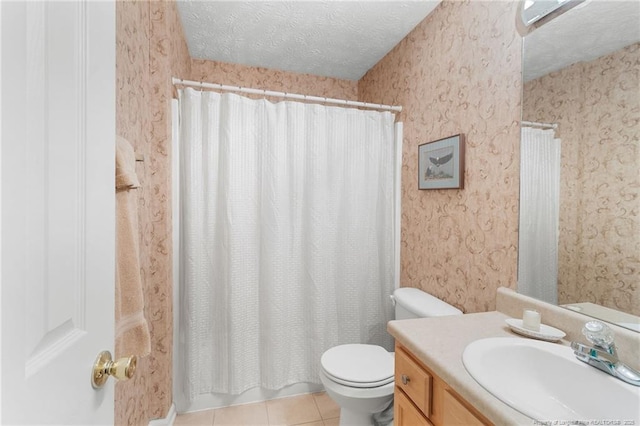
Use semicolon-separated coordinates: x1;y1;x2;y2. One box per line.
388;311;560;425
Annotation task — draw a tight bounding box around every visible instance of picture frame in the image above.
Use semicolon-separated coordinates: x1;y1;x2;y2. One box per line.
418;134;465;190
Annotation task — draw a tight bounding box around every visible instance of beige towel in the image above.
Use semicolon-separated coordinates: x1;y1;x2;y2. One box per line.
115;136;151;358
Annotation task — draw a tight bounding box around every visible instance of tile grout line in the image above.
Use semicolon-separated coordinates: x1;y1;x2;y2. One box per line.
265;399;273;426
318;392;341;426
312;392;327;422
312;393;321;420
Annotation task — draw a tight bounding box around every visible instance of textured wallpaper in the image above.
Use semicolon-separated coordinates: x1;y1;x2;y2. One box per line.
115;1;526;421
116;1;191;424
524;42;640;317
190;59;359;101
358;0;522;313
116;4;358;423
115;2;151;423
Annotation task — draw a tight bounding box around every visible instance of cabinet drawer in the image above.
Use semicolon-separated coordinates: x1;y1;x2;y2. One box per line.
395;386;432;426
395;347;432;416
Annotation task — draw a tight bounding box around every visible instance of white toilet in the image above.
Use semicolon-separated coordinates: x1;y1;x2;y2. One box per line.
319;287;463;426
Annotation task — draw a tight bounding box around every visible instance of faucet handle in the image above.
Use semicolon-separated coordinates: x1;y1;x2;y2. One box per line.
582;321;615;349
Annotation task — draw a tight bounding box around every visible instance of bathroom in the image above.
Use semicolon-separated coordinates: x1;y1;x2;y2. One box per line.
125;1;520;422
0;0;638;425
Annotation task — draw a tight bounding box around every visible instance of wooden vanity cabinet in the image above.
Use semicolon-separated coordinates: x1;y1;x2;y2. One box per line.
394;344;492;426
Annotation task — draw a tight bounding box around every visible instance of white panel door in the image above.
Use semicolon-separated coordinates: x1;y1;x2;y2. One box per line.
1;1;115;424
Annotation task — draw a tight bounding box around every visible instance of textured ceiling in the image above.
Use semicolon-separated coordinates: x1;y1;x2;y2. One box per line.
177;1;441;81
524;0;640;81
177;1;640;83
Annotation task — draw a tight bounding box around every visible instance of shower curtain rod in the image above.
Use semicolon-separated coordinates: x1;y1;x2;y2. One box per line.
172;77;402;112
521;120;558;129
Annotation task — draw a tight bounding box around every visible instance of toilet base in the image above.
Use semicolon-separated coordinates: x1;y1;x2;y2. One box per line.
318;357;394;426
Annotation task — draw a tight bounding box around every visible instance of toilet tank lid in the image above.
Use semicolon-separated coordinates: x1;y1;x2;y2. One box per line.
393;287;462;317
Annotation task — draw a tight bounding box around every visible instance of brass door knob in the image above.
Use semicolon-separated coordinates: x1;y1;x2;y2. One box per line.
91;350;137;389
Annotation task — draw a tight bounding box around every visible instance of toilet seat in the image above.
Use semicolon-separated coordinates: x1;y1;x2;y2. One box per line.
322;369;394;388
320;344;394;388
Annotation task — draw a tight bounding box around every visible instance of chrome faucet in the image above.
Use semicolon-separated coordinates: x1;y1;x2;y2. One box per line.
571;321;640;386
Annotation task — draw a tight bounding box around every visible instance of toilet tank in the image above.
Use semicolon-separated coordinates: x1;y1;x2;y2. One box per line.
392;287;462;320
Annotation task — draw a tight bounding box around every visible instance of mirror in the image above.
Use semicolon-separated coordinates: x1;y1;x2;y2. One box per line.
519;0;640;332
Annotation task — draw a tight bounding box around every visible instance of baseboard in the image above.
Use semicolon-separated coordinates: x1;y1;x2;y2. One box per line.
148;403;176;426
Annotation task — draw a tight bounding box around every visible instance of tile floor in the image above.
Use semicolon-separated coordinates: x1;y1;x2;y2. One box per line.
174;392;340;426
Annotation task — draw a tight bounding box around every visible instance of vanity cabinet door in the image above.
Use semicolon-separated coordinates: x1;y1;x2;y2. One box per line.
394;344;493;426
395;388;432;426
442;388;488;426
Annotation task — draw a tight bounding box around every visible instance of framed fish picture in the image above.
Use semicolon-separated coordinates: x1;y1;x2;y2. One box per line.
418;134;465;189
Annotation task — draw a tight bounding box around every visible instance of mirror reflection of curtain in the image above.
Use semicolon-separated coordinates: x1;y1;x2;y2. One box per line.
518;127;561;304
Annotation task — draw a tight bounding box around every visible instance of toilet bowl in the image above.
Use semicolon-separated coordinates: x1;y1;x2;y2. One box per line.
319;344;394;426
319;288;463;426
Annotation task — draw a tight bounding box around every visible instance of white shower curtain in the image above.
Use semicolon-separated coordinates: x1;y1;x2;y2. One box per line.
178;88;396;398
518;127;561;304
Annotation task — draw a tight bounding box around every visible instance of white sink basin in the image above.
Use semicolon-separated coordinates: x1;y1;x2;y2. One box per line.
463;337;640;422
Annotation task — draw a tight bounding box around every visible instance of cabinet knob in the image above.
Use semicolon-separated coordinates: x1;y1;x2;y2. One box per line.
401;374;410;385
